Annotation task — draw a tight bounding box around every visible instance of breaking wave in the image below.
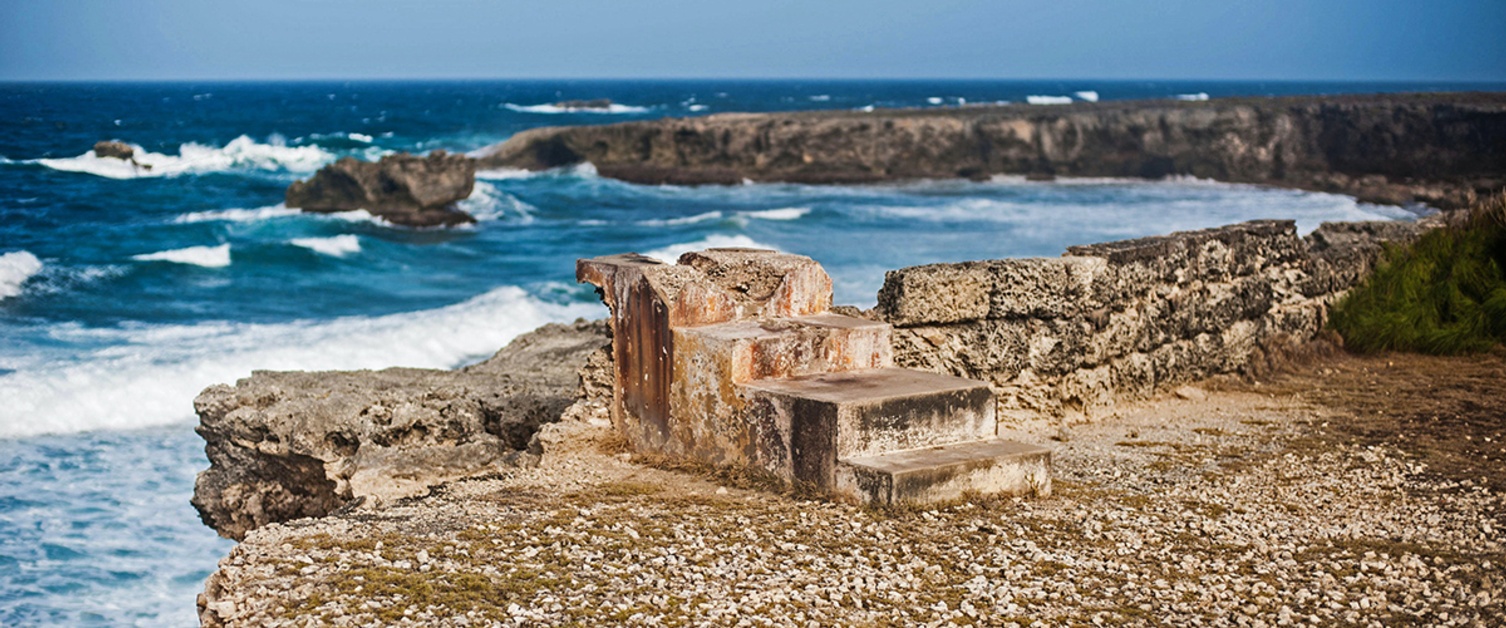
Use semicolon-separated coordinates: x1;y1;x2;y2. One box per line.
0;251;43;300
130;244;231;268
289;235;361;257
643;234;780;264
173;205;301;224
503;103;650;115
0;287;600;437
33;136;336;179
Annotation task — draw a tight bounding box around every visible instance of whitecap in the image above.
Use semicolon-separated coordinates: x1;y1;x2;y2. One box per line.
475;167;539;180
856;105;876;112
1176;93;1211;101
809;95;832;102
1074;91;1100;103
688;104;709;112
174;204;301;224
348;132;374;143
131;244;231;268
0;287;601;437
457;180;535;222
1026;95;1074;105
642;234;781;264
34;135;336;179
637;211;725;227
927;97;944;105
503;102;651;114
289;235;361;257
741;207;810;221
0;250;43;300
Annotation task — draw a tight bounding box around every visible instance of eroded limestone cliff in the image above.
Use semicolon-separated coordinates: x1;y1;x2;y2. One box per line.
191;320;609;541
476;92;1506;209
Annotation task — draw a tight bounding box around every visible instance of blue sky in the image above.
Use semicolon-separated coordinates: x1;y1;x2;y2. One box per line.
2;0;1503;82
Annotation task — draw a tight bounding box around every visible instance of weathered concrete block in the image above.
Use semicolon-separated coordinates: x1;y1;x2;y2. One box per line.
837;439;1051;505
676;313;891;385
578;248;836;453
678;248;833;319
741;367;996;489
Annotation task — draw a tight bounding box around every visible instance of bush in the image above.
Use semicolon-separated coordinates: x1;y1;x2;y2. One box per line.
1329;194;1506;354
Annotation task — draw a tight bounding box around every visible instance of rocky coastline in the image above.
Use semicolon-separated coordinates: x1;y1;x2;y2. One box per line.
189;93;1506;624
475;92;1506;209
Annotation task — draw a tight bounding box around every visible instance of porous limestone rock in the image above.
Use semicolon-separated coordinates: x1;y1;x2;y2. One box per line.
92;140;134;160
285;151;477;227
878;219;1428;427
476;93;1506;209
191;319;608;540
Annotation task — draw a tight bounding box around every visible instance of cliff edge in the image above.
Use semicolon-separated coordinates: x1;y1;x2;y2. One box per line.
191;320;610;541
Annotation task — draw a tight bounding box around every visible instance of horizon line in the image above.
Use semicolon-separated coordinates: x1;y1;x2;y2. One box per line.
4;76;1506;86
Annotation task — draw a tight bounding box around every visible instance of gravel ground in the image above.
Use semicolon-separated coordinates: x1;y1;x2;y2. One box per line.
199;351;1506;627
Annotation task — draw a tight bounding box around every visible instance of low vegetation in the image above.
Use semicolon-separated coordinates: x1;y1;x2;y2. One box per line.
1330;193;1506;354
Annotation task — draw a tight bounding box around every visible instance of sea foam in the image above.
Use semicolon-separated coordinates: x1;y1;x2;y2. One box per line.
637;211;725;227
174;205;302;224
0;287;600;437
504;103;650;114
742;207;810;221
1176;93;1211;101
289;235;361;257
34;136;337;179
0;251;43;300
643;234;780;264
131;244;231;268
1026;95;1074;105
457;181;535;222
1074;91;1101;103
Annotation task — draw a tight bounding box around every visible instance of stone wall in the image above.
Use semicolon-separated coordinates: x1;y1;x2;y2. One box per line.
875;219;1426;427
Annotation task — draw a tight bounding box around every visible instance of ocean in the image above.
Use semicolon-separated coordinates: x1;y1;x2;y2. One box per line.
0;78;1493;625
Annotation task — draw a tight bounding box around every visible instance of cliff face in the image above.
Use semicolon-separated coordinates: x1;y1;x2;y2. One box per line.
476;93;1506;209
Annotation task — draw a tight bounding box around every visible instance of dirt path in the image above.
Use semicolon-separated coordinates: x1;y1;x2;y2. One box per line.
199;351;1506;627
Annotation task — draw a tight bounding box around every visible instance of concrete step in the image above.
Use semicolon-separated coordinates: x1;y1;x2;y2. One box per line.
739;367;996;489
676;313;891;385
838;439;1052;505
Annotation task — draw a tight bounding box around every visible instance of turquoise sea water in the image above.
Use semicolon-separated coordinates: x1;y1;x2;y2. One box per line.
0;79;1494;625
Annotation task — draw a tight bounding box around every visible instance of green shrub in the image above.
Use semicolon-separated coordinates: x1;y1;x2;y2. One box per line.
1329;194;1506;354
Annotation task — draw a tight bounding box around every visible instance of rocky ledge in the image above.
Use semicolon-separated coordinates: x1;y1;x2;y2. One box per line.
475;92;1506;209
191;320;610;541
198;350;1506;626
285;151;478;228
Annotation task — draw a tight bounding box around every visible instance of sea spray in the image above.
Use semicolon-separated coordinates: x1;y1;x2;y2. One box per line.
0;286;599;438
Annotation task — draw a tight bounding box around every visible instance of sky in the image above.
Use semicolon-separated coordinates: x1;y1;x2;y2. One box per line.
1;0;1503;82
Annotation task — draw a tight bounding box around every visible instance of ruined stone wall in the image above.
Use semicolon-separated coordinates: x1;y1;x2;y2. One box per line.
875;219;1425;427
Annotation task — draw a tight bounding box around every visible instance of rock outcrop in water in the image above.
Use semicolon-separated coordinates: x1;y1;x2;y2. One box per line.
92;140;135;160
191;320;609;541
554;99;615;111
285;151;477;228
476;92;1506;209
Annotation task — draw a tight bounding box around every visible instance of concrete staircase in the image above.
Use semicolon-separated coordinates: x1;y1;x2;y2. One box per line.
579;248;1049;505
